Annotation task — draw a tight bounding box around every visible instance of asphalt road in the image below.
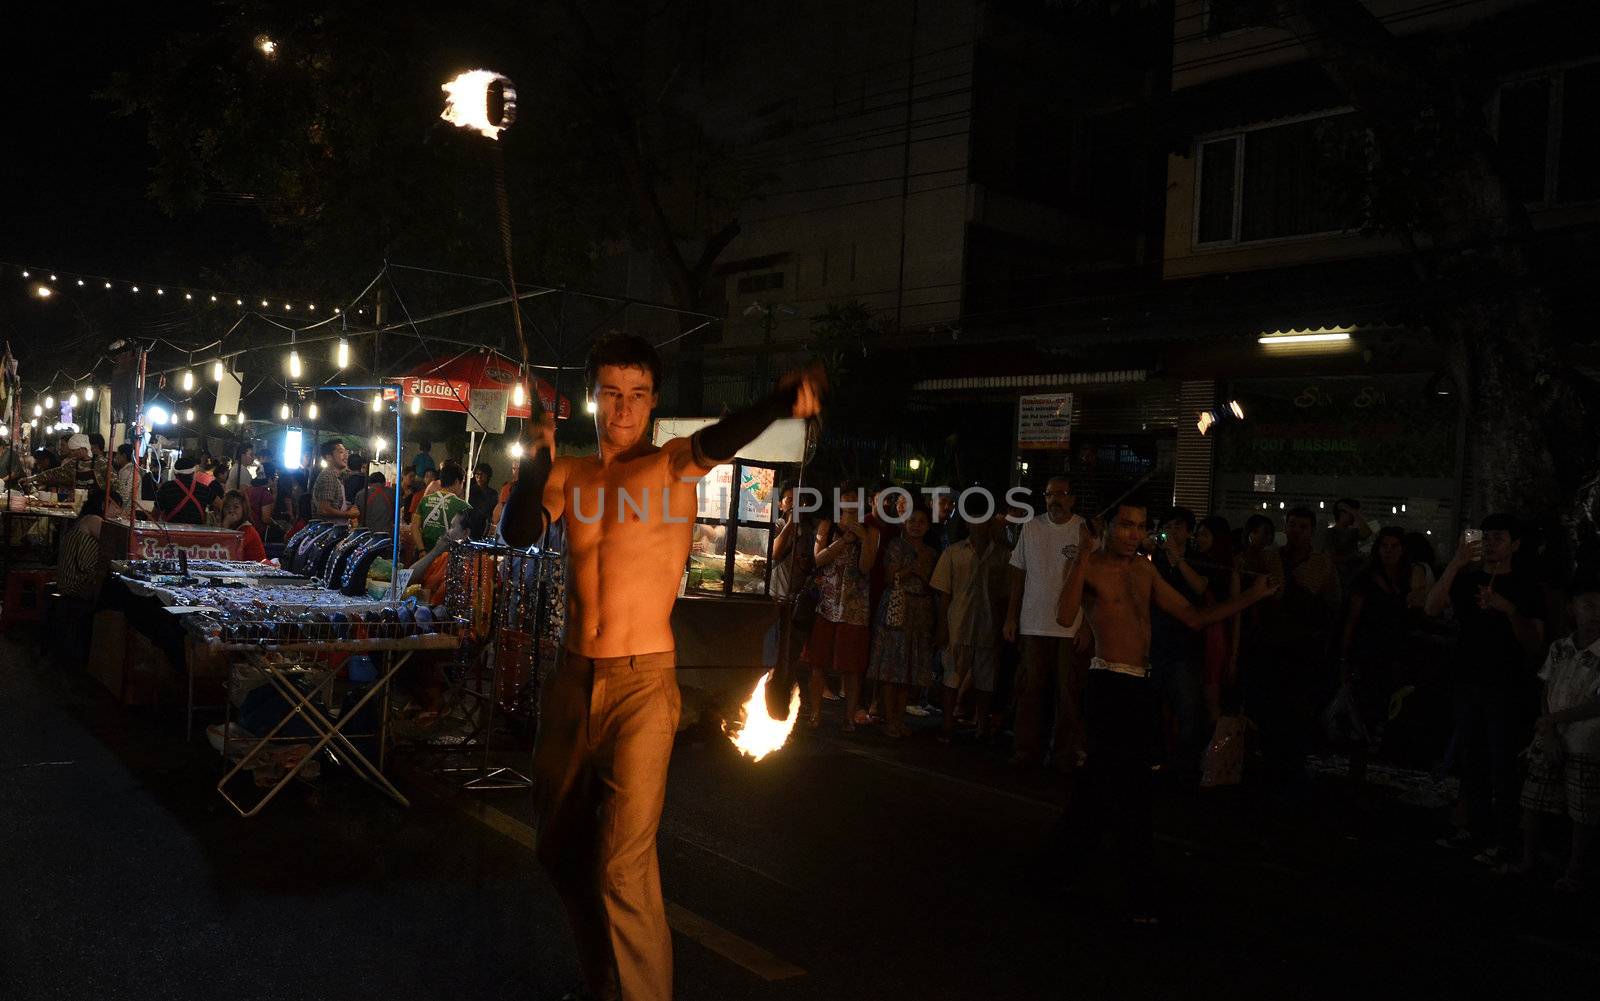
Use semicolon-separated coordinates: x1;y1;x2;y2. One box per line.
2;639;1596;1001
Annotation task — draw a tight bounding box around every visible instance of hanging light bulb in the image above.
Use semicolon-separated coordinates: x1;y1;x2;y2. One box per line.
409;394;421;415
32;404;42;417
184;408;194;422
30;418;38;428
84;386;94;401
372;436;386;456
372;392;383;413
336;338;349;368
69;391;80;408
213;360;224;381
219;413;228;426
585;398;598;414
280;402;291;420
44;395;54;409
513;382;526;407
509;440;524;459
181;369;194;392
307;401;319;420
237;408;246;423
287;349;303;380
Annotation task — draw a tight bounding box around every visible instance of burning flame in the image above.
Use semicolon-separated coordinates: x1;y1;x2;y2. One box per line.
441;70;513;139
724;671;800;763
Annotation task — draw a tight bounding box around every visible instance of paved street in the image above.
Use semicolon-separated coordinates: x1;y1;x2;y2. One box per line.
3;638;1597;1001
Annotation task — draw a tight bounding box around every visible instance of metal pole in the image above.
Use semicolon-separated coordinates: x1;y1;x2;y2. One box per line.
391;386;403;603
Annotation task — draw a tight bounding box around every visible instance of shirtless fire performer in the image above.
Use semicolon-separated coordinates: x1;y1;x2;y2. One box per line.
1055;498;1277;921
501;334;824;1001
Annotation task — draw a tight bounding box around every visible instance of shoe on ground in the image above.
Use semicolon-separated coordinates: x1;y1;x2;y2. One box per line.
905;704;931;717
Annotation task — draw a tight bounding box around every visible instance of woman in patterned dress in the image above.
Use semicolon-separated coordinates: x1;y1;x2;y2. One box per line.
868;505;938;737
803;482;880;731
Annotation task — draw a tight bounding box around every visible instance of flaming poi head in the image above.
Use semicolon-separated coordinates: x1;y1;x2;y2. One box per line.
440;69;518;140
724;671;801;763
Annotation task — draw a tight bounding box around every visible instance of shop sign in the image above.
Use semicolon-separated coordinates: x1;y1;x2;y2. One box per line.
1017;393;1073;451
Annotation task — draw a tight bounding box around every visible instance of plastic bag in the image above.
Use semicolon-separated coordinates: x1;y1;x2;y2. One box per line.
1201;713;1256;788
1322;681;1370;746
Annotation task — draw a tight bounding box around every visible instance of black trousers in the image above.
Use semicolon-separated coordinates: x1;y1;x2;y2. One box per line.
1057;670;1156;909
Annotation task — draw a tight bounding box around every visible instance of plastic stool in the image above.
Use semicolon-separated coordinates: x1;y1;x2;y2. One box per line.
1;569;54;629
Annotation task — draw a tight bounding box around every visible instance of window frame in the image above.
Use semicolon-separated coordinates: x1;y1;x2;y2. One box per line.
1490;57;1600;209
1191;106;1362;249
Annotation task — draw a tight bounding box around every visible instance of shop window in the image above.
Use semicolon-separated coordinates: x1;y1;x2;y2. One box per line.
1194;110;1368;246
687;460;779;597
736;272;785;294
1495;61;1600;206
1204;0;1275;37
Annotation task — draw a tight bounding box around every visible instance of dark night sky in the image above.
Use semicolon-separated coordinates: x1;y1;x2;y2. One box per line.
0;3;275;372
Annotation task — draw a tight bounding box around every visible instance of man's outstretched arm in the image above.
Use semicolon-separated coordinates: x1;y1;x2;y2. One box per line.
1153;567;1276;630
674;363;826;476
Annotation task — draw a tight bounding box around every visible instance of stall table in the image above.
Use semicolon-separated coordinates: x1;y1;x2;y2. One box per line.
1;501;78;577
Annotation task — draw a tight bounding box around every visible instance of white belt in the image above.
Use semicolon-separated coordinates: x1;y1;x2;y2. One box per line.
1089;656;1149;679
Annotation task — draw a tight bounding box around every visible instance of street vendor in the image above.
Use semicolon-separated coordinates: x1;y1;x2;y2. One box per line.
156;453;219;524
502;333;823;1001
24;433;105;494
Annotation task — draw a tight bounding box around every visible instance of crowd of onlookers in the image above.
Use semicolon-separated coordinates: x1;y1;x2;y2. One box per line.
771;480;1599;896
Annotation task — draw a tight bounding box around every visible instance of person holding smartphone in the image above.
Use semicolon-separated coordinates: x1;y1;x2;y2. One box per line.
1425;513;1546;865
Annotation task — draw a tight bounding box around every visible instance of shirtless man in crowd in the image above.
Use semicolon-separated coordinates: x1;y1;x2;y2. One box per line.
1055;498;1276;922
502;333;824;1001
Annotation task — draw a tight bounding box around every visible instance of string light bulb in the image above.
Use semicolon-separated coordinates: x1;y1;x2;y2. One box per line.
287;348;303;380
280;402;291;420
219;414;228;426
509;441;524;458
409;394;421;415
76;279;83;287
69;391;79;408
84;386;94;401
181;369;194;392
238;408;246;423
29;418;37;428
336;338;349;368
44;395;53;409
372;436;386;457
32;404;42;417
213;360;224;381
307;401;319;420
513;382;526;407
105;282;112;289
184;408;194;422
585;398;598;414
372;392;383;413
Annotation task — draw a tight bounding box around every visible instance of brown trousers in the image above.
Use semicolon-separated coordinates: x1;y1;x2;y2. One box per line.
534;650;680;1001
1013;634;1086;766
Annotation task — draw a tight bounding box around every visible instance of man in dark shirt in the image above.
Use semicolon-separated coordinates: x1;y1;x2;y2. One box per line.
1425;513;1545;863
156;454;218;524
467;461;497;538
1150;508;1209;779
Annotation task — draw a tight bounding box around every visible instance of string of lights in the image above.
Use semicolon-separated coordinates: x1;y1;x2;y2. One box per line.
1;257;377;318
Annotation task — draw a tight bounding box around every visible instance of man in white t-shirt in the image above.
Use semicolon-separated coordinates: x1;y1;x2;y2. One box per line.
1512;580;1600;889
1004;476;1088;770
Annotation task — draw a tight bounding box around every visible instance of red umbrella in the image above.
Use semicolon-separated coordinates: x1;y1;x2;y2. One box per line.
401;348;571;420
